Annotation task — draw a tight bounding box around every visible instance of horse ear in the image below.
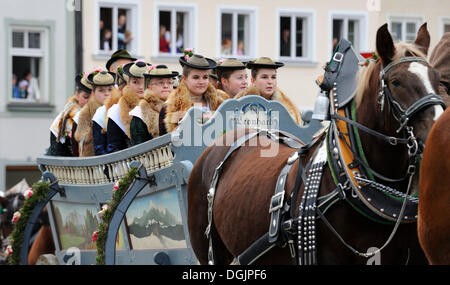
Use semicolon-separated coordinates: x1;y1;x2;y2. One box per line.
414;23;430;56
376;23;396;66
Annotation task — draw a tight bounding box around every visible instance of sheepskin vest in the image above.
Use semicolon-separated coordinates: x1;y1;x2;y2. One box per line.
74;97;101;157
164;80;225;132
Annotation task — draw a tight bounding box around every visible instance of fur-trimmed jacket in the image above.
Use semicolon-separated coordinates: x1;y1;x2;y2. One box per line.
163;80;226;133
234;85;303;125
129;90;165;146
106;86;140;153
47;95;81;156
74;97;101;157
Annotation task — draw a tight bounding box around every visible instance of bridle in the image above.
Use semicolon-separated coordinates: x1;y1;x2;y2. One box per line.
378;57;447;133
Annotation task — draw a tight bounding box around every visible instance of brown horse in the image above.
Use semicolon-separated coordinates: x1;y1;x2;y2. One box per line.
188;23;441;265
418;107;450;264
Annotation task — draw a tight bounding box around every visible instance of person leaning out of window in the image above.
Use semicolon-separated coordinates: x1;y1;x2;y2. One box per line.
129;65;179;146
106;60;149;153
47;73;92;157
74;69;115;157
235;57;302;125
159;51;227;135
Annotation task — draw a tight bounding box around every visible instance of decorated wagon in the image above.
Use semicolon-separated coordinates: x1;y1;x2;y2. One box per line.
13;95;323;265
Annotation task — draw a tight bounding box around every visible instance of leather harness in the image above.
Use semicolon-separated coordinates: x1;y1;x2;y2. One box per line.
204;39;446;265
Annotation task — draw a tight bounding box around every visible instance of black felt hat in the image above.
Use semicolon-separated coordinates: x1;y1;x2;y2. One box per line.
246;57;284;69
105;49;137;71
179;54;217;70
75;73;93;93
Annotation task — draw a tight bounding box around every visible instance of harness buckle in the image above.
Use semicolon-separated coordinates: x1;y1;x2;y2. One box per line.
388;137;398;146
333;52;344;63
407;164;416;175
269;191;285;213
287;152;299;165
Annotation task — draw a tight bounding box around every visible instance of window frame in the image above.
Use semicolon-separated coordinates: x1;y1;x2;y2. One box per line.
440;16;450;38
216;5;257;60
5;19;55;111
387;15;424;43
94;0;141;58
329;11;368;56
153;2;197;59
276;8;316;64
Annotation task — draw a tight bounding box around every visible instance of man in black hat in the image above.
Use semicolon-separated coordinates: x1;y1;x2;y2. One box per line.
106;48;136;73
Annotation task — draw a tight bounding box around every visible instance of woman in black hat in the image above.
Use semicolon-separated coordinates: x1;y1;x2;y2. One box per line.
47;73;92;157
160;51;226;134
216;58;249;98
235;57;302;125
74;70;115;157
129;65;178;145
106;60;149;153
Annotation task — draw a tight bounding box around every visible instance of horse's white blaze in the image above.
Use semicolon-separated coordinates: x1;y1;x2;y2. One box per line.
433;105;444;122
408;62;436;95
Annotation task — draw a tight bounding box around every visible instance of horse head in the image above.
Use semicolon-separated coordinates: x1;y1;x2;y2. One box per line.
355;23;446;192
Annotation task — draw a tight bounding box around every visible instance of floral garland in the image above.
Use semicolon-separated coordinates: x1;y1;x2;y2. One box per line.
94;166;139;265
6;181;51;265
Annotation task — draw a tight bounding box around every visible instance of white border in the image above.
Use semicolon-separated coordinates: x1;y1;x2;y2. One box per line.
216;5;258;60
153;1;198;58
328;10;369;56
275;8;316;63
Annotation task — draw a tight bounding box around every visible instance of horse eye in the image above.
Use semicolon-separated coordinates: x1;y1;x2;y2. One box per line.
391;79;401;87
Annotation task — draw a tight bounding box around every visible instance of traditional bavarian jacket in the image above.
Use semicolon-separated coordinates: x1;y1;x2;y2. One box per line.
106;86;140;153
91;87;122;156
234;85;303;125
74;97;101;157
47;95;81;156
162;80;226;134
129;90;165;146
430;32;450;106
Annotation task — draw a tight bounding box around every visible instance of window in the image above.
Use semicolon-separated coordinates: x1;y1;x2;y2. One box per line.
97;0;139;55
441;18;450;38
218;6;256;58
330;12;368;55
10;27;48;103
277;9;315;62
155;3;196;56
388;17;423;43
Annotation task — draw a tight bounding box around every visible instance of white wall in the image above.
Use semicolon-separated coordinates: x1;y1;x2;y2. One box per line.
0;0;75;189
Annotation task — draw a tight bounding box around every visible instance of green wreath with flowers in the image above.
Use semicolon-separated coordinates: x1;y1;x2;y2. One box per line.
7;181;51;265
94;166;139;265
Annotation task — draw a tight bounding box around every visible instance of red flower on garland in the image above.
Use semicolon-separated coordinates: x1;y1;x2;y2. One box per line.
92;231;99;243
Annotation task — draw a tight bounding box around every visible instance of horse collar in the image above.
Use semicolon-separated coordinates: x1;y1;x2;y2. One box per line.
327;98;419;224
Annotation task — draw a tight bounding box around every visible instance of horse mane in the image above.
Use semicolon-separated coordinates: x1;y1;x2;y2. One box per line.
355;42;428;108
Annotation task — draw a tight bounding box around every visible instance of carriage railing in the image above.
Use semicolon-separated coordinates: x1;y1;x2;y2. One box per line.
38;134;174;185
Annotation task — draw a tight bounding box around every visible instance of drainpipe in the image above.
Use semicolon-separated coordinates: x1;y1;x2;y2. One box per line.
75;0;83;74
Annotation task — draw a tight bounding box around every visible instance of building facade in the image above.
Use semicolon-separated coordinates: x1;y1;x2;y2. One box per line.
82;0;450;110
0;0;77;190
